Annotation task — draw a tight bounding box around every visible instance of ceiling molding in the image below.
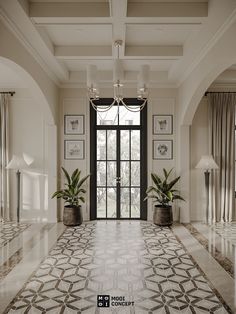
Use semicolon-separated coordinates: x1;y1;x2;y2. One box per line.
30;2;110;19
0;7;61;85
55;45;112;59
125;45;183;58
127;2;208;18
175;7;236;87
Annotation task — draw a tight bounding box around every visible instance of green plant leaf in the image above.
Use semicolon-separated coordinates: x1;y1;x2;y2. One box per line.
167;176;181;190
61;167;71;185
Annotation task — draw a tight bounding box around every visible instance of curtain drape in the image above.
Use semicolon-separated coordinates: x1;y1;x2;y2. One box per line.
0;94;10;222
208;93;236;222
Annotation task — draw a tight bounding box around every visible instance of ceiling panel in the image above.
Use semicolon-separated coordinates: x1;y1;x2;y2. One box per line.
64;59;114;71
126;24;200;46
43;24;112;46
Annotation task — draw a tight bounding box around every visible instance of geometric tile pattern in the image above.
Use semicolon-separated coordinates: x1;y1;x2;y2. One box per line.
4;221;230;313
0;222;30;248
211;222;236;245
0;224;54;281
184;223;234;278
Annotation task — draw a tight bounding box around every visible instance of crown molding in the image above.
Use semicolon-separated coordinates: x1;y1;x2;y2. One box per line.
0;7;60;86
176;7;236;87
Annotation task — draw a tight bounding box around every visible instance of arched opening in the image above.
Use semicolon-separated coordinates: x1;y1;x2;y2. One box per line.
0;58;57;223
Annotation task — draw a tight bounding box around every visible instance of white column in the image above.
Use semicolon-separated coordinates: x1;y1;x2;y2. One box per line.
178;125;191;223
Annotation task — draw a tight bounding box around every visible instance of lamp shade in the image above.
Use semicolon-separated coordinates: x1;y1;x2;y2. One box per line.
138;64;150;88
195;155;219;170
87;64;98;88
113;59;124;83
6;155;29;170
23;153;34;166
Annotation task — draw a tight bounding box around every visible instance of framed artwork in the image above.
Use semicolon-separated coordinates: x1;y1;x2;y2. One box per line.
153;140;173;160
153;115;173;135
64;140;85;160
64;115;84;134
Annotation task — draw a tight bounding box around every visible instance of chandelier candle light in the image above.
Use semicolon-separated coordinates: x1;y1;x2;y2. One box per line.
195;155;219;224
87;40;149;112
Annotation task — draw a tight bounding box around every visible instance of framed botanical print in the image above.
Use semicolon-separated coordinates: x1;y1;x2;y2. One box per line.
153;140;173;160
64;115;85;135
64;140;85;160
153;115;173;135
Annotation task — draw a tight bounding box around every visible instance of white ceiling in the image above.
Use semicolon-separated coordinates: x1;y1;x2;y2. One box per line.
0;0;236;88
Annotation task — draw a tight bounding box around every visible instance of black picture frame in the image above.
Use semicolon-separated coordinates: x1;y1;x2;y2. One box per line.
153;140;173;160
64;115;85;135
153;115;173;135
64;140;85;160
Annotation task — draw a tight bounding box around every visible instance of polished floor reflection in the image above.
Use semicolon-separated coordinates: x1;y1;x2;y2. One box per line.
0;221;234;313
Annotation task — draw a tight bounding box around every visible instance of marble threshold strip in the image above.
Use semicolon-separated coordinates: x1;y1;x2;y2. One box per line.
172;224;235;313
0;222;66;313
184;223;234;278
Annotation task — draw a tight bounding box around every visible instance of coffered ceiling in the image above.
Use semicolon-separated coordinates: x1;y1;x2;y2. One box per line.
0;0;236;88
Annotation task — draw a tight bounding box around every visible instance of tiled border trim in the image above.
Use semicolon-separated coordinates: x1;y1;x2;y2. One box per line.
172;226;233;314
0;223;30;248
183;223;234;278
0;224;54;281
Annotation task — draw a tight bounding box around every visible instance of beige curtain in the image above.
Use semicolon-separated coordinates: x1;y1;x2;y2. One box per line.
0;94;10;221
208;93;235;222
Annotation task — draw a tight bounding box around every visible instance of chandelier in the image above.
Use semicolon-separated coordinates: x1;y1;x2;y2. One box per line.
87;40;149;112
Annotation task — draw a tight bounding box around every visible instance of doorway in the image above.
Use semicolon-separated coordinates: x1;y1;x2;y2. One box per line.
90;99;147;220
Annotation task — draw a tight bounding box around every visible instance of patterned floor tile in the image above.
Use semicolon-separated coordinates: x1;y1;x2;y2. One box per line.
0;222;30;247
4;221;231;313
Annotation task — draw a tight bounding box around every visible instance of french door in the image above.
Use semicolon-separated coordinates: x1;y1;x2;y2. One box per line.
90;99;147;220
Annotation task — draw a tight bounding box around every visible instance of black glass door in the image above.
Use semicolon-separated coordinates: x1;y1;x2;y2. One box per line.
90;99;147;220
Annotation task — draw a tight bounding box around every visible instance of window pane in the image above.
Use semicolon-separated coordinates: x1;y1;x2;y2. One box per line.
131;130;140;160
97;188;106;218
97;130;106;160
120;188;130;218
131;162;140;186
97;106;118;125
107;188;116;218
131;188;140;218
119;106;140;125
107;130;116;160
120;130;130;160
120;161;129;186
97;162;106;186
107;161;116;186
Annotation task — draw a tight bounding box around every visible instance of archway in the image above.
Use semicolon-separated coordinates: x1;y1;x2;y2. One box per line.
0;58;57;222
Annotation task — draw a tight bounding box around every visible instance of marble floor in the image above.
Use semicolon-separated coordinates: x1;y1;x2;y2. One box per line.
0;221;235;313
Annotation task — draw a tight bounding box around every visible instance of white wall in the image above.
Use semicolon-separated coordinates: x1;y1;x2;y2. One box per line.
190;97;209;221
8;89;57;222
59;87;179;222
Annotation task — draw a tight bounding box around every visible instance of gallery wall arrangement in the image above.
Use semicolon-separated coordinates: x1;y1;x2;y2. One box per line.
152;115;173;160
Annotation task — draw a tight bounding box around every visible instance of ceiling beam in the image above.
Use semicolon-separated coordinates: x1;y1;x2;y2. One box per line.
127;2;208;18
54;45;183;59
29;2;110;20
110;0;127;58
125;46;183;58
55;46;112;59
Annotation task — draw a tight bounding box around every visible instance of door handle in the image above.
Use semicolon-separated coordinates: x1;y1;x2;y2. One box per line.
116;176;121;183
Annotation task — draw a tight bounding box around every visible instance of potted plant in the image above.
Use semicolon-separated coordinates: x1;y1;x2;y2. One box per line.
145;168;184;226
52;167;90;226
